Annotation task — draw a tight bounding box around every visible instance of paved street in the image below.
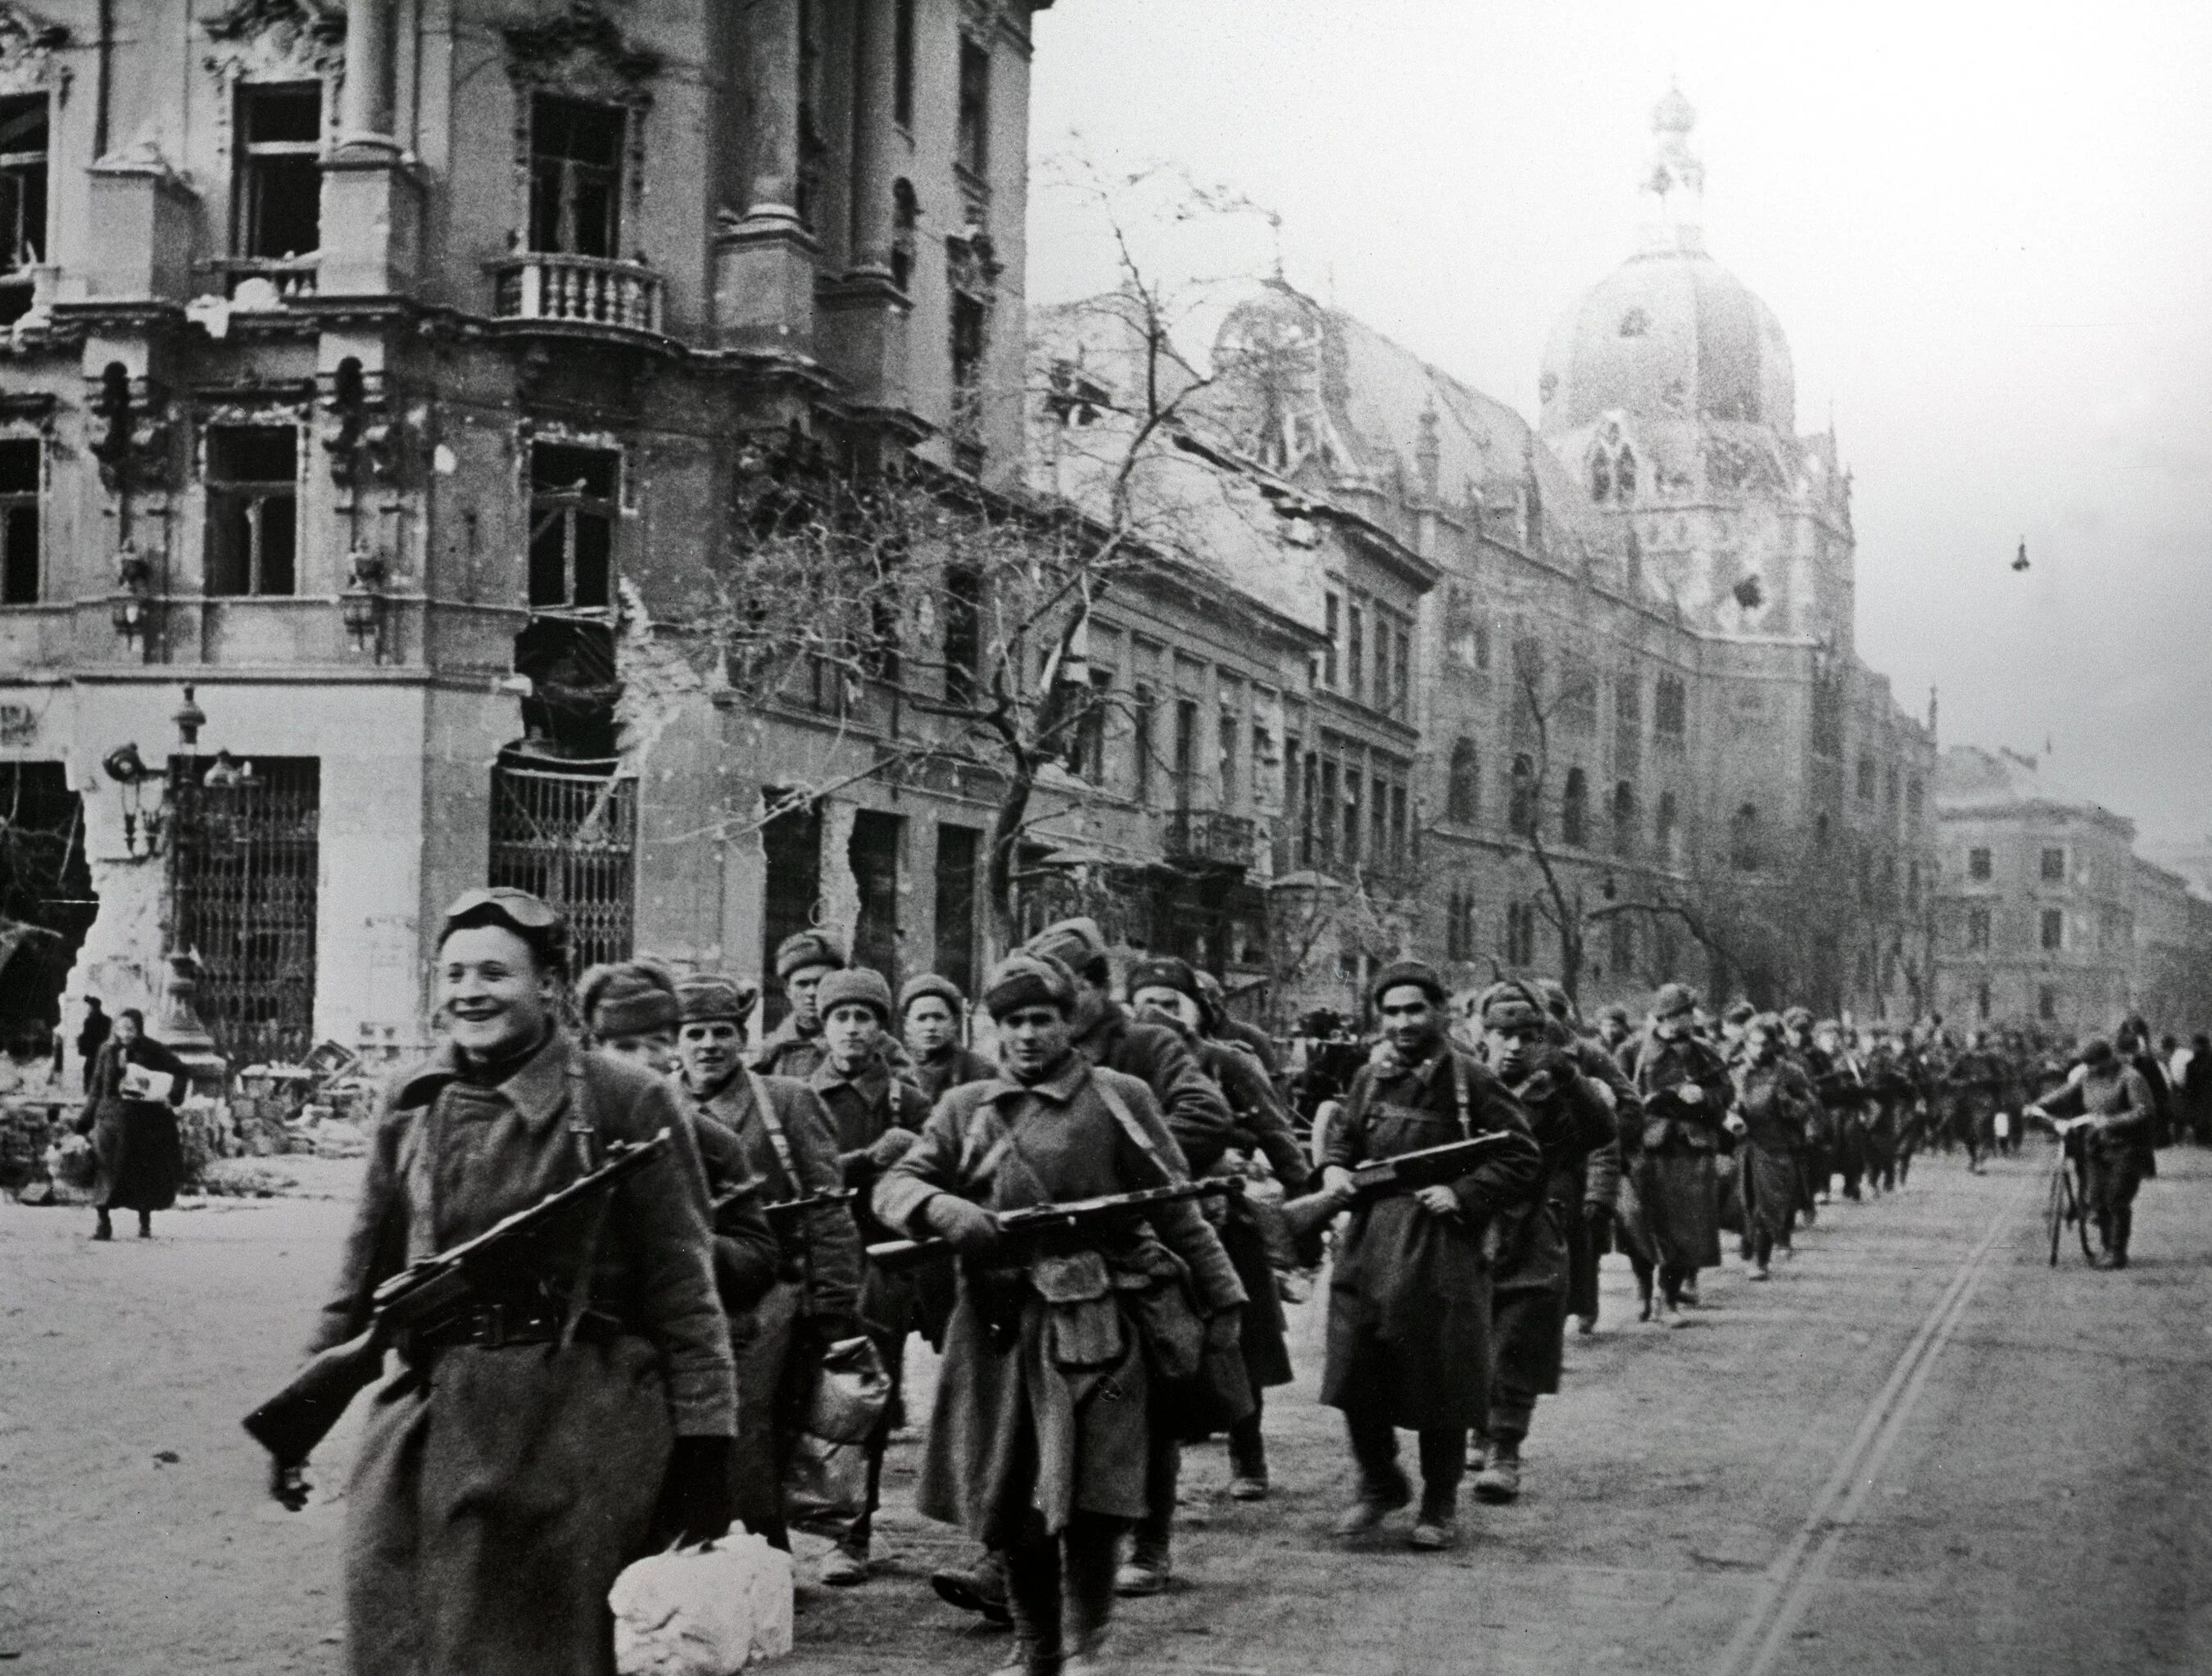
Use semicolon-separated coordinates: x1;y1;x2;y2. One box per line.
7;1144;2211;1675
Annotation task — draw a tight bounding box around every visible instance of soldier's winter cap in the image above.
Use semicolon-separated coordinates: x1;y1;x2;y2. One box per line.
1026;917;1110;975
2078;1035;2115;1066
1126;956;1201;1002
1369;959;1448;1008
1723;999;1756;1026
1475;981;1548;1031
774;930;846;981
982;950;1078;1020
1782;1005;1814;1030
815;967;894;1024
1652;982;1699;1021
678;972;759;1024
578;961;680;1035
897;973;964;1017
1747;1011;1785;1038
1599;1003;1630;1026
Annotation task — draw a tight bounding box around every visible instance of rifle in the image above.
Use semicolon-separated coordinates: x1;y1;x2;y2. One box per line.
866;1177;1244;1272
761;1186;857;1223
1278;1133;1516;1240
242;1130;673;1483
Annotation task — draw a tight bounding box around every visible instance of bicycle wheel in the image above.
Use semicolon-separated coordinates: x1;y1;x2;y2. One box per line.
2045;1156;2066;1266
2071;1157;2096;1261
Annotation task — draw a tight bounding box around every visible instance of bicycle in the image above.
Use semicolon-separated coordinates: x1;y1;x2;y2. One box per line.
2026;1110;2096;1266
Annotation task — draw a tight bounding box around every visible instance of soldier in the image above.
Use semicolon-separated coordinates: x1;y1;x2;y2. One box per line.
1734;1013;1815;1278
2030;1037;2159;1267
1127;956;1313;1501
673;973;862;1555
1629;983;1734;1324
1718;999;1756;1063
1193;967;1284;1079
1021;918;1235;1598
1781;1006;1829;1224
300;889;737;1676
807;968;933;1584
754;930;847;1080
874;951;1245;1676
577;960;683;1076
1534;982;1639;1337
1947;1028;2002;1175
1320;961;1543;1551
900;973;996;1104
1469;983;1617;1502
1595;1003;1633;1058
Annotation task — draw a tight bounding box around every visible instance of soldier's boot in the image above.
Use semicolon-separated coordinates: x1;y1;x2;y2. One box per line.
1331;1468;1412;1536
1473;1437;1523;1505
1115;1438;1177;1594
2109;1205;2133;1269
92;1209;112;1241
1061;1515;1122;1673
1408;1486;1460;1551
1226;1406;1269;1501
933;1550;1012;1626
999;1535;1065;1676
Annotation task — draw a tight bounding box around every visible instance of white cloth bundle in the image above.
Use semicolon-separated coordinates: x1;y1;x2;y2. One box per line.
609;1531;793;1676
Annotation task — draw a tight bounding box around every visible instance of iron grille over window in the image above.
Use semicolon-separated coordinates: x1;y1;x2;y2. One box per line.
0;438;38;604
170;756;319;1063
206;428;299;596
233;84;322;260
488;758;637;973
529;97;623;258
528;442;618;609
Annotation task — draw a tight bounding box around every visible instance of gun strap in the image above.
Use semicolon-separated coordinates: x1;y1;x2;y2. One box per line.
559;1052;609;1351
1090;1073;1181;1189
1450;1050;1473;1141
745;1069;802;1195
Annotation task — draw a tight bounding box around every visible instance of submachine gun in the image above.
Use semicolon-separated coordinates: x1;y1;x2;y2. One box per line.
867;1177;1244;1272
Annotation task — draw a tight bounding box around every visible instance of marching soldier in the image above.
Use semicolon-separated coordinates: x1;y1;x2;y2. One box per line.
2030;1037;2160;1268
754;930;847;1080
1320;961;1543;1551
1782;1006;1829;1221
1947;1028;2003;1175
1734;1012;1816;1278
673;973;862;1554
1534;981;1639;1337
873;951;1245;1676
900;973;996;1104
1627;984;1734;1325
1469;982;1616;1503
300;890;737;1676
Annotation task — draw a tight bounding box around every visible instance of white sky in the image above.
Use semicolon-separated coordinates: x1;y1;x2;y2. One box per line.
1026;0;2212;847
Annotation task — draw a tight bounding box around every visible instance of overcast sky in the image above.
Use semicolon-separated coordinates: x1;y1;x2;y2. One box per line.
1027;1;2212;848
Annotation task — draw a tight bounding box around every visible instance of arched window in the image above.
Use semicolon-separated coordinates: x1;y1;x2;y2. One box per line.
891;179;919;289
1446;736;1480;825
1615;446;1637;501
1589;450;1611;502
1625;528;1643;591
1562;768;1589;847
1611;781;1636;857
1508;753;1536;836
1655;789;1679;864
1730;802;1761;871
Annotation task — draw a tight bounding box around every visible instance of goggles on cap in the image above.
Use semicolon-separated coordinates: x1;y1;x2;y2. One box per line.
442;886;565;931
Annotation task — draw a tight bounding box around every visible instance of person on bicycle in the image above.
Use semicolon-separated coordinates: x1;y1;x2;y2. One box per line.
2028;1037;2158;1269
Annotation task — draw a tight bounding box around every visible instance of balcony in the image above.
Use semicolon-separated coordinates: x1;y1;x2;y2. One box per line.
1163;809;1258;871
207;256;320;306
487;252;664;338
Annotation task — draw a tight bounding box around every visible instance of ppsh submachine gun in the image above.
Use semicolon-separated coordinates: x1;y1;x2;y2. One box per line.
866;1177;1244;1272
243;1129;673;1504
1278;1132;1517;1240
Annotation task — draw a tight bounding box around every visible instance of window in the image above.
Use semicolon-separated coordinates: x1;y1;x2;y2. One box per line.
1967;846;1992;881
1446;737;1480;825
892;0;916;127
1907;858;1921;910
1217;708;1240;809
1655;790;1679;863
1609;913;1635;976
1343;768;1362;863
529;96;624;258
1611;781;1635;858
205;427;298;597
1445;888;1476;963
1907;776;1924;821
1653;673;1687;741
0;438;37;604
1172;697;1197;809
1614;675;1642;774
1390;781;1408;864
1132;685;1155;804
1616;446;1637;501
2040;908;2065;952
1371;772;1389;863
0;94;48;320
1317;758;1338;866
942;562;982;704
1815;811;1830;852
956;35;990;177
1884;765;1899;811
1562;768;1589;847
1976;981;1991;1021
2037;985;2057;1022
1856;754;1876;801
1966;904;1992;952
891;179;919;291
2041;846;2066;883
1347;604;1364;704
1589;450;1611;502
931;824;979;1000
1321;591;1340;687
1507;753;1536;836
1067;670;1110;781
950;292;986;432
1506;901;1538;967
1509;635;1543;746
233;83;322;260
1730;802;1760;871
528;442;618;609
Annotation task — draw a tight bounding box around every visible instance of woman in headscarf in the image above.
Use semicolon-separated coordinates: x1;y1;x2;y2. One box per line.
75;1006;188;1240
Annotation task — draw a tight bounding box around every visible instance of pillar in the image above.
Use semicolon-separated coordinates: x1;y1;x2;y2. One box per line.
320;0;420;296
816;0;910;407
338;0;396;153
714;0;819;354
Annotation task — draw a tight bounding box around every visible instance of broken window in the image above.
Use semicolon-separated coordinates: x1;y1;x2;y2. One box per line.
529;96;624;259
956;35;990;177
759;790;821;1024
233;83;322;260
0;438;38;605
950;293;986;420
893;0;916;127
205;427;299;597
941;560;983;703
850;810;904;986
528;442;618;609
1562;768;1589;847
0;94;47;324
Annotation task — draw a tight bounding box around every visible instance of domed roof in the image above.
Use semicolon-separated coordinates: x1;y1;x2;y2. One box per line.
1538;248;1796;436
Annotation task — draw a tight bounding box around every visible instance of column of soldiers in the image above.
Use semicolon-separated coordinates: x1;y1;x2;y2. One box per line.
269;884;2167;1676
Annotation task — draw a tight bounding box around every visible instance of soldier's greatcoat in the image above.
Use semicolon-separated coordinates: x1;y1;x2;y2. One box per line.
1625;1034;1734;1272
1489;1054;1617;1399
1320;1044;1543;1433
873;1054;1245;1545
312;1034;736;1676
